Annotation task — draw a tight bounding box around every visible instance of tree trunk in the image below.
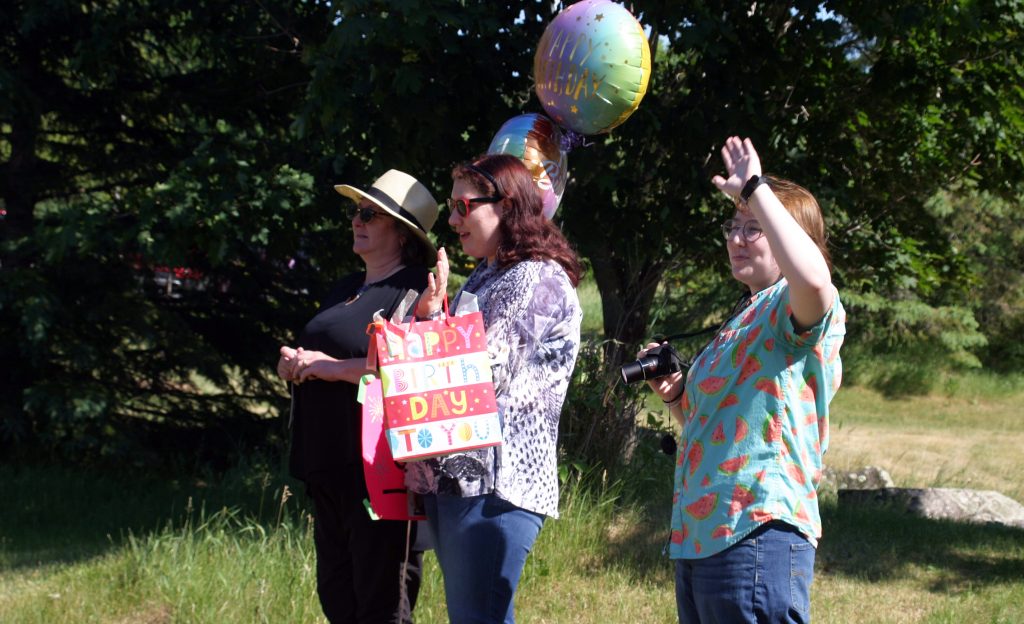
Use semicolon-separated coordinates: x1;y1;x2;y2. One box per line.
581;237;668;465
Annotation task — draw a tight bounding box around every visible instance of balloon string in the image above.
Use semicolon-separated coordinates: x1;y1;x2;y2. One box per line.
559;129;592;153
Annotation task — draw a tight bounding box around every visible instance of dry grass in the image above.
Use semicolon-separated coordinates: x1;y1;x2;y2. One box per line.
827;386;1024;501
813;380;1024;624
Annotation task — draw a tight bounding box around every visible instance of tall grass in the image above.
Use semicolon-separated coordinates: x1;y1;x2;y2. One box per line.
827;377;1024;503
0;461;320;623
4;508;321;623
3;380;1024;623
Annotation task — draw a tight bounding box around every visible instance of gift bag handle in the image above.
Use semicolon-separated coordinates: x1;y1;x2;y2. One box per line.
441;292;451;321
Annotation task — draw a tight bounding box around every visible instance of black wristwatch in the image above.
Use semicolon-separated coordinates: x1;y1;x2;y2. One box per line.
740;174;770;204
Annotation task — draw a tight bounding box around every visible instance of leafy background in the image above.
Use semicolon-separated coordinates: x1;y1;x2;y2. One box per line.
2;0;1023;469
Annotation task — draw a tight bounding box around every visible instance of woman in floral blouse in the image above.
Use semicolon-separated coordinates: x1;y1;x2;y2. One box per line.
639;137;846;624
408;154;583;623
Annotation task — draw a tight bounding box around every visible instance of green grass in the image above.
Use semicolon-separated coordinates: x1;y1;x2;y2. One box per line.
3;377;1024;623
577;274;604;337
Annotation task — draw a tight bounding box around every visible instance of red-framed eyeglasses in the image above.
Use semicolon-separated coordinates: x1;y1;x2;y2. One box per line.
446;196;503;217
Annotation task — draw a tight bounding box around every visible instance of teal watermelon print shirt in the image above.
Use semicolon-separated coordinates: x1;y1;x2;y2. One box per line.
669;279;846;559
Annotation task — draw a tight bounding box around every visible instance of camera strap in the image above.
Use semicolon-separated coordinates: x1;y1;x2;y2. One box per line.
661;291;752;343
661;291;753;367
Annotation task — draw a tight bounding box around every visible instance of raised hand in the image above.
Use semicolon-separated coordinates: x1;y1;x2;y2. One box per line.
415;246;450;318
711;136;763;201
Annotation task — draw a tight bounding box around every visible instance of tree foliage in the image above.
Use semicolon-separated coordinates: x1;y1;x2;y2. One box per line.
2;0;1023;468
0;0;330;464
561;0;1024;434
567;0;1024;338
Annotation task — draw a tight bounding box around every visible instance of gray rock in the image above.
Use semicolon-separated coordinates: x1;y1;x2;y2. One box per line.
839;487;1024;529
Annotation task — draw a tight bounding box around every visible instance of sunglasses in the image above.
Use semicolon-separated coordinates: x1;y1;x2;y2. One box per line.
721;218;764;242
446;195;503;217
349;204;389;223
446;163;506;217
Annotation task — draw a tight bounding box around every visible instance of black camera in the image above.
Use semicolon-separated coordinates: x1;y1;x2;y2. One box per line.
620;344;685;384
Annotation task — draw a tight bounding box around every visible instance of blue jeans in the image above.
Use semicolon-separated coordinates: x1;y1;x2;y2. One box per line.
674;522;815;624
423;493;545;624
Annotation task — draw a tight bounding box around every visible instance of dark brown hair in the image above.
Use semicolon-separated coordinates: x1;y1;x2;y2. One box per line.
394;224;432;268
453;154;582;285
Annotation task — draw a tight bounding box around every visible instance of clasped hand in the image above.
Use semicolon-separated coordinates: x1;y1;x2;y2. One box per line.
277;346;336;384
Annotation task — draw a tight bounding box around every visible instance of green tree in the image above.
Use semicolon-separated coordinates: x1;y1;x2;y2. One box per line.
3;0;1022;469
293;1;554;231
560;0;1024;454
0;0;332;463
927;188;1024;371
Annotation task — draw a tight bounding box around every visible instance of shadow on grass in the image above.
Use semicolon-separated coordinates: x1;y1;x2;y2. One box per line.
817;499;1024;590
591;450;677;583
0;461;309;572
597;475;1024;593
598;501;675;582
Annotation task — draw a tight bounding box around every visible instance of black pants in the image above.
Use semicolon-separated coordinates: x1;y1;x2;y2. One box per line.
308;480;423;624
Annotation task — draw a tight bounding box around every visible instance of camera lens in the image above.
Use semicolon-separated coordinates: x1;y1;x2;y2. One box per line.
620;354;661;384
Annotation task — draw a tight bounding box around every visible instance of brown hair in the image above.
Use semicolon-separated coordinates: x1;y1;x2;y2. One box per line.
453;154;582;285
765;176;832;272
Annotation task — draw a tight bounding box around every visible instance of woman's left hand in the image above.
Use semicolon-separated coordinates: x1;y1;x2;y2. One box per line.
293;350;370;384
296;358;338;383
711;136;763;202
415;246;449;318
277;346;299;382
288;348;332;383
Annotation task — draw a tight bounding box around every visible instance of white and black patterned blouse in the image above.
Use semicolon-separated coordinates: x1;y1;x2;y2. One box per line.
404;259;582;518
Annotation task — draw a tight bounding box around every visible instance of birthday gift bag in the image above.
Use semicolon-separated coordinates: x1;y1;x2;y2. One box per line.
368;305;502;462
357;374;425;521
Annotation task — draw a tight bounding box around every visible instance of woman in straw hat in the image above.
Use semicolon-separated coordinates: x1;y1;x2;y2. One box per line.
406;154;583;624
276;169;439;624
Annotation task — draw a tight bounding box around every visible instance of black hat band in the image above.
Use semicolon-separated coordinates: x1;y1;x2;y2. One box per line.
365;187;426;234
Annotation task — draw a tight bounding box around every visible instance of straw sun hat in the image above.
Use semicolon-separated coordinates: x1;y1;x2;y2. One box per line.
334;169;440;264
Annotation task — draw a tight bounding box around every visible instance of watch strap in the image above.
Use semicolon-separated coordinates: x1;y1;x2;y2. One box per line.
740;174;769;203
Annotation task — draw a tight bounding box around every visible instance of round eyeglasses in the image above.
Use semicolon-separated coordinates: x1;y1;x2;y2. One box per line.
721;219;764;243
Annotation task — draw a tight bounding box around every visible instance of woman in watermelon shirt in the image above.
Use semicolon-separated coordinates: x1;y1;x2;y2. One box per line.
638;136;846;623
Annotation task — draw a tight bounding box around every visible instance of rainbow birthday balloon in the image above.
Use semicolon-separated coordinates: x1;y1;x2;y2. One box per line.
487;113;568;219
533;0;651;135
